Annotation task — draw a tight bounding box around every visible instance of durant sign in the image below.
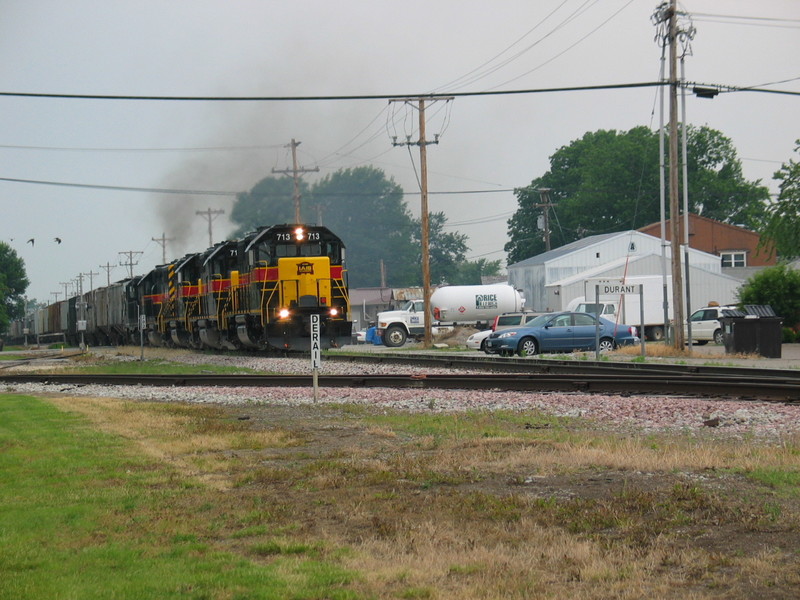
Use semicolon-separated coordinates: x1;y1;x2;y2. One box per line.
588;279;641;297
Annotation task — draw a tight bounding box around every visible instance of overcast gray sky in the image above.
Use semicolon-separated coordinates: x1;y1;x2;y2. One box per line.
2;0;798;301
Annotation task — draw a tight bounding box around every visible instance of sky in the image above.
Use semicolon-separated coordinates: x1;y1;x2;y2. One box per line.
1;0;798;302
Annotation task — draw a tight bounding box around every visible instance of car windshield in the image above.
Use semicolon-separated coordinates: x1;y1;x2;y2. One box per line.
526;314;552;328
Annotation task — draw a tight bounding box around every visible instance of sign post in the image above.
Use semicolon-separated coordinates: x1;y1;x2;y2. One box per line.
310;314;321;402
139;310;146;362
585;278;645;358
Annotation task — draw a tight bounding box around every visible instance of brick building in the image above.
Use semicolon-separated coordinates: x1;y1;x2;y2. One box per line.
638;213;776;280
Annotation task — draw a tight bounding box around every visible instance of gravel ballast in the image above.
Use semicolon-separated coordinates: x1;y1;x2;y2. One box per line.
4;349;800;442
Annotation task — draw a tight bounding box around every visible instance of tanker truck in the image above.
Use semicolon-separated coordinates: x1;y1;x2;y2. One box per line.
376;284;526;347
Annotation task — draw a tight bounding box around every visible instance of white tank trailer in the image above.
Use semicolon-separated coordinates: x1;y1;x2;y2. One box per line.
431;284;526;325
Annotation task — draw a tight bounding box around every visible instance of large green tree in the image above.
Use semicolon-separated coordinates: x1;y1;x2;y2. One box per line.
505;125;771;264
762;141;800;259
411;212;468;285
308;166;419;287
229;176;310;238
0;242;29;333
230;165;500;288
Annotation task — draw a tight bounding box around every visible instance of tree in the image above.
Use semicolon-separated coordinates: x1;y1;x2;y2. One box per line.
230;165;486;288
309;166;419;288
738;263;800;331
229;176;310;238
505;125;771;264
410;212;468;285
762;141;800;259
446;258;502;285
0;242;29;333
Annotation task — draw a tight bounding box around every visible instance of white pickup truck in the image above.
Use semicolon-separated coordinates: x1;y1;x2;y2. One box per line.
376;300;452;347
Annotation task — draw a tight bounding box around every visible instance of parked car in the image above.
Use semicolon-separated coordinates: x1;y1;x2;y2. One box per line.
466;328;493;351
491;311;543;331
467;311;547;351
684;304;737;345
484;311;639;357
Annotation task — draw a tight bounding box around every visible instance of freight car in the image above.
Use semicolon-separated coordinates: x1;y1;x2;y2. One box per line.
9;224;352;352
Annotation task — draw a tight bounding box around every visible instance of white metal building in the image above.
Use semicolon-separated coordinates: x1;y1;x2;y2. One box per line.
508;231;741;312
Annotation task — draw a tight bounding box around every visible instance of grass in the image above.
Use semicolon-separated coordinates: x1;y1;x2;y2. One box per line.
0;395;357;600
4;373;800;598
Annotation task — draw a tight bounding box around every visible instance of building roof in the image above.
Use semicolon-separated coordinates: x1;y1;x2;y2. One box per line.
508;232;621;268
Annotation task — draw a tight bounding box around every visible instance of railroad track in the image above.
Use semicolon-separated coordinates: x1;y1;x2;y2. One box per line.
3;369;799;402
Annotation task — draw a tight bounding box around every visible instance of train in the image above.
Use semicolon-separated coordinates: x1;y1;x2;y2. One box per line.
6;224;352;352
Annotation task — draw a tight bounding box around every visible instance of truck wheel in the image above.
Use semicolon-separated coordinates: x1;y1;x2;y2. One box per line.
713;329;724;345
517;337;538;357
598;337;615;353
383;325;407;347
649;326;664;342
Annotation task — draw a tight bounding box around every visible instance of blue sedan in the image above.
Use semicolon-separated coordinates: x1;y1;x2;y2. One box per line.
484;311;639;357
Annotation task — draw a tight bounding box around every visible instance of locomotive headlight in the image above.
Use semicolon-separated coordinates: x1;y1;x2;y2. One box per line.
329;307;339;317
294;227;305;241
278;308;291;319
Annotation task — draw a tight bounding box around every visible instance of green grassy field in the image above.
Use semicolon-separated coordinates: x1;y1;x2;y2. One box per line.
0;395;357;600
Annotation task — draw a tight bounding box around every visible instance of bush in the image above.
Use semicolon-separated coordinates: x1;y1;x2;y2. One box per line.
739;264;800;330
782;327;798;343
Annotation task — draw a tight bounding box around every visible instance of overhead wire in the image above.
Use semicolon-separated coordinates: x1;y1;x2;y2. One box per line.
456;0;598;91
430;0;573;92
487;0;638;90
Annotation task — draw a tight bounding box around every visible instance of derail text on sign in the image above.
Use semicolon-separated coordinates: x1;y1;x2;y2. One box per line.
310;314;321;370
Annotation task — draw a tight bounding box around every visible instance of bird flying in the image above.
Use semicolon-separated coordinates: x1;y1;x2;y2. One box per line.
54;237;62;244
27;238;34;246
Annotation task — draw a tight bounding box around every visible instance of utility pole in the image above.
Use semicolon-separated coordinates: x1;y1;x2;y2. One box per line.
59;281;72;299
83;270;99;293
667;0;685;349
390;96;453;349
99;262;115;286
535;188;556;252
195;208;225;248
272;139;319;223
118;250;143;279
151;232;175;264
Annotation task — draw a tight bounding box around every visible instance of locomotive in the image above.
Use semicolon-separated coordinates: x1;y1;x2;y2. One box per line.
10;224;352;352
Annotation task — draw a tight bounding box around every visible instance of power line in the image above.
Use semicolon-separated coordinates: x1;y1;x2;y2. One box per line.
0;176;239;196
0;174;519;198
689;12;800;24
0;143;285;153
0;80;667;102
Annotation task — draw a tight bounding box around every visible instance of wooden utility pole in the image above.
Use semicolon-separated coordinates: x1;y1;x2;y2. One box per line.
151;232;175;264
272;139;319;223
535;188;555;251
390;96;453;349
195;208;225;248
667;0;685;349
83;270;99;292
118;250;143;279
99;262;115;286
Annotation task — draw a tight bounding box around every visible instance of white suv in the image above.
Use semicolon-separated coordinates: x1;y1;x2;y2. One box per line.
685;305;737;345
